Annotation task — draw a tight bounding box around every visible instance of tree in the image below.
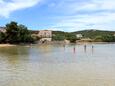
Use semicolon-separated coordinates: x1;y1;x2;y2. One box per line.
52;34;65;41
65;33;77;43
101;35;115;42
94;36;103;42
6;21;19;43
0;32;6;43
5;21;34;44
18;24;34;43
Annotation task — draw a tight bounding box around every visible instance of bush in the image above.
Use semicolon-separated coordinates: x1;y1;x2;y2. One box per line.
101;35;115;42
5;21;35;44
65;33;77;43
0;32;6;43
52;34;65;41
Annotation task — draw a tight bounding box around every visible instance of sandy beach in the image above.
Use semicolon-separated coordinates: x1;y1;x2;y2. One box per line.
0;44;16;47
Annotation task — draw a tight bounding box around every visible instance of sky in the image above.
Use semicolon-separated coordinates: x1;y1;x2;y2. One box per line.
0;0;115;32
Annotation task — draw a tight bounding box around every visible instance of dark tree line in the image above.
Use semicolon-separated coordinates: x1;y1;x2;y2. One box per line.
0;21;34;44
52;32;78;43
0;22;115;43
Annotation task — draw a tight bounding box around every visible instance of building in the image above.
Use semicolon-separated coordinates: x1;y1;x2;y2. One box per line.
38;30;52;38
76;34;83;39
0;27;6;33
40;38;52;42
38;30;52;42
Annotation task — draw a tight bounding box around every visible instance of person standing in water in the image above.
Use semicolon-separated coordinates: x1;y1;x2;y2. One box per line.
91;45;94;54
84;44;87;53
63;44;65;50
73;46;76;53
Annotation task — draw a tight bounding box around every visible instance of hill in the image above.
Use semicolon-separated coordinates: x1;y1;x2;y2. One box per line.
52;30;115;42
72;29;115;39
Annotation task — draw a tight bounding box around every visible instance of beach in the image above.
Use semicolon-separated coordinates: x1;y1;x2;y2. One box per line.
0;44;16;47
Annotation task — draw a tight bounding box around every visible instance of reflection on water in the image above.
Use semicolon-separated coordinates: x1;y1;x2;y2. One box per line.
0;44;115;86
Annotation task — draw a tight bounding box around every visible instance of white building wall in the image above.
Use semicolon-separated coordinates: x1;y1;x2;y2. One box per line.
38;30;52;38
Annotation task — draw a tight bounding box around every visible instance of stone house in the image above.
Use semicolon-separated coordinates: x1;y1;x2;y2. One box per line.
38;30;52;42
38;30;52;38
0;27;6;33
76;34;83;39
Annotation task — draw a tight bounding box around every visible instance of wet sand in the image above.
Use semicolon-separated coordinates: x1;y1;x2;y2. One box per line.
0;44;16;47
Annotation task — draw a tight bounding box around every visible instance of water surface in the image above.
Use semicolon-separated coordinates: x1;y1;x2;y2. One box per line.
0;43;115;86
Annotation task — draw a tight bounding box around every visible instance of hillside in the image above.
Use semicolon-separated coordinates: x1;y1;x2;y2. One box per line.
52;30;115;42
72;30;115;39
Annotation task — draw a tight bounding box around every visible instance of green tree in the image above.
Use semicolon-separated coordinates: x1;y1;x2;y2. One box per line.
101;35;115;42
5;21;34;44
18;24;34;43
52;34;65;41
6;21;19;43
65;33;77;43
0;32;6;43
94;36;103;42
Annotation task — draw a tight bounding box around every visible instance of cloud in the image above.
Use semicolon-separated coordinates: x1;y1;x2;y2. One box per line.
52;12;115;32
48;0;115;31
0;0;41;18
1;0;115;31
49;0;115;14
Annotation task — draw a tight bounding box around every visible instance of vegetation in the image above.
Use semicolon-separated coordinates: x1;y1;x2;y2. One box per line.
101;35;115;42
52;31;77;43
0;21;115;44
0;32;6;43
53;30;115;42
65;33;77;43
73;30;114;39
52;34;65;41
0;21;35;44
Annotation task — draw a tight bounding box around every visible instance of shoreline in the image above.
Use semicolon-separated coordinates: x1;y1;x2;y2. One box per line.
0;44;17;47
76;41;115;45
0;42;115;47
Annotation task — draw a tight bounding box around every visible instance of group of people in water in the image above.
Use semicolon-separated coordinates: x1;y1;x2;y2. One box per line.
63;44;94;54
74;44;94;54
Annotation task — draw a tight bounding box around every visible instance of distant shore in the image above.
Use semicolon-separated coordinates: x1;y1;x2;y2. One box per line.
0;41;115;47
76;41;115;44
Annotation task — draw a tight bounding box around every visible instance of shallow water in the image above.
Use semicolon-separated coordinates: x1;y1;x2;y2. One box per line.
0;43;115;86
